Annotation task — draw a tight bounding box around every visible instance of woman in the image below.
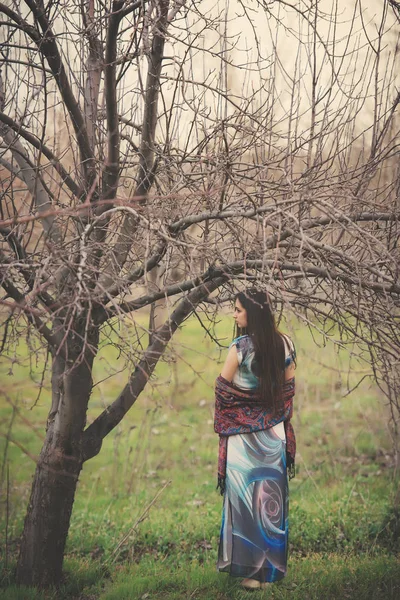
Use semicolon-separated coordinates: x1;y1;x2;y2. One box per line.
214;289;296;590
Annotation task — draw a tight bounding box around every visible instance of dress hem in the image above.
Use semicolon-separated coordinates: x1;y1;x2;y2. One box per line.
216;563;287;583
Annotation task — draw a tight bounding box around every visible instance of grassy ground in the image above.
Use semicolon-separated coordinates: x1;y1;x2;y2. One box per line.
0;313;399;599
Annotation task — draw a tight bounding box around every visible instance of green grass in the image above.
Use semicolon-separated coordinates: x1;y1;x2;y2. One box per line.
0;313;399;599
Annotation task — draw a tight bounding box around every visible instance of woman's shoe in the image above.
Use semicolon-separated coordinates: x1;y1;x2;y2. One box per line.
260;583;270;590
241;578;261;590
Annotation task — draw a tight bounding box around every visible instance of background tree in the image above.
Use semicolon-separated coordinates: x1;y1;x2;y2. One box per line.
0;0;399;587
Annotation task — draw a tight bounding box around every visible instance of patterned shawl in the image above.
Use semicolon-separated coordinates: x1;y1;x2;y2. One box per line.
214;375;296;495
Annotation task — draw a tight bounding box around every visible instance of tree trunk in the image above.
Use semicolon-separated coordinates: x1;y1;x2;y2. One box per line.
15;435;83;586
16;325;98;587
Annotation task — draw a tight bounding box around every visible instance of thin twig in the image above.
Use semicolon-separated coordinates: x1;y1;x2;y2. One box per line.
108;479;172;563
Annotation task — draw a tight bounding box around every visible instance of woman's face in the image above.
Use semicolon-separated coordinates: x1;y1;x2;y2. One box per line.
234;299;248;329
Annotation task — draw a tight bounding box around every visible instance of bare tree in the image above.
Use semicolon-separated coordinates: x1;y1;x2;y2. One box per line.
0;0;399;587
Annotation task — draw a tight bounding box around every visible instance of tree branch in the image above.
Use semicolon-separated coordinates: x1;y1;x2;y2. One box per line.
0;256;64;356
101;1;125;201
95;239;168;305
0;156;24;182
97;0;170;290
0;75;61;245
96;255;400;324
95;268;208;323
0;111;81;198
170;205;399;234
119;0;146;19
81;275;226;461
221;259;400;296
0;228;58;310
387;0;400;23
82;0;103;156
0;3;40;41
95;208;399;307
18;0;96;188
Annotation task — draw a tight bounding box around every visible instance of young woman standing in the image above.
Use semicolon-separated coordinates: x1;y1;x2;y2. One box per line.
214;289;296;590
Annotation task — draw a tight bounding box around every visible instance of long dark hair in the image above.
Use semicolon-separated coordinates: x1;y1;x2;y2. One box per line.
235;288;285;413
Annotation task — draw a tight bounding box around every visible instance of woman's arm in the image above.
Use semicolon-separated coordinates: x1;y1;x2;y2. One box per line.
220;345;239;382
285;362;295;381
283;334;296;381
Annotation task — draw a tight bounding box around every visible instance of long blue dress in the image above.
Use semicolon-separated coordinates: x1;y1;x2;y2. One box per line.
217;334;295;583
